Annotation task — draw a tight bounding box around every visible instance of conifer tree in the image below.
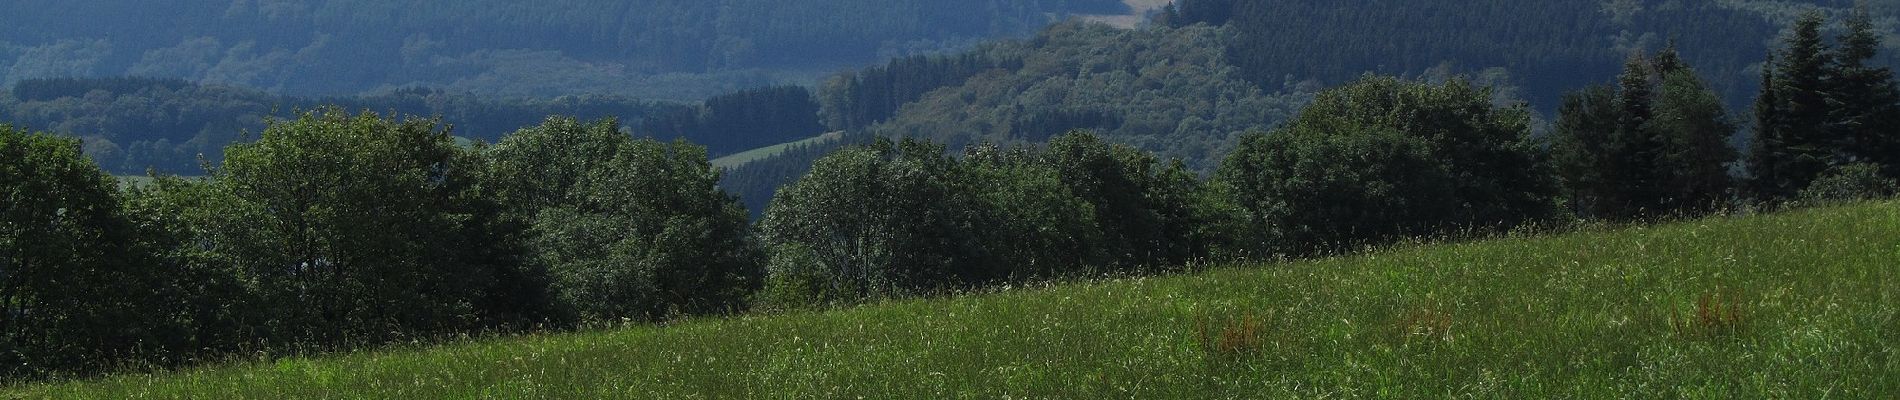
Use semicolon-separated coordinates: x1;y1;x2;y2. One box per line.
1828;7;1900;177
1551;85;1621;218
1555;49;1738;219
1610;53;1668;216
1653;68;1740;212
1750;11;1836;200
1652;42;1688;77
1749;53;1784;198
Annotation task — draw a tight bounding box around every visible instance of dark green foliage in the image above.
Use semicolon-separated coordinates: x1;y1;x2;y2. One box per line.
750;243;829;311
718;133;869;220
0;110;775;379
0;0;1123;97
1221;76;1557;255
1798;163;1899;204
1221;129;1455;255
1751;12;1839;201
488;117;763;322
120;176;284;358
1749;9;1900;202
203;109;517;344
1;80;668;174
757;132;1237;307
11;3;1900;383
758;138;995;302
1652;69;1741;214
3;79;830;176
0;125;162;376
818;52;1021;132
1551;85;1623;218
1829;9;1900;177
1043;132;1209;269
485;118;633;213
1159;0;1834;110
1616;55;1660;147
1553;51;1738;220
1609;54;1670;215
963;143;1109;279
1750;54;1785;197
640;86;827;157
1652;43;1689;77
1183;178;1265;261
1167;0;1235;26
856;23;1309;172
7;77;194;101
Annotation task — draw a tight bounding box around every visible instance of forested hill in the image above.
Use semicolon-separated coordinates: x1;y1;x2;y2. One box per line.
1158;0;1900;109
720;0;1900;215
11;0;1900;208
0;0;1126;99
842;23;1315;171
0;78;830;174
805;0;1900;172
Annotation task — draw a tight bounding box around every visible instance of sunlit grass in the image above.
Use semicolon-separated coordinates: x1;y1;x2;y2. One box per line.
708;131;841;169
14;201;1897;398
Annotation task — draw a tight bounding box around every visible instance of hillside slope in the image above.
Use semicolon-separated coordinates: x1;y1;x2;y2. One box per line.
859;23;1315;171
1162;0;1896;109
0;0;1126;99
19;201;1898;398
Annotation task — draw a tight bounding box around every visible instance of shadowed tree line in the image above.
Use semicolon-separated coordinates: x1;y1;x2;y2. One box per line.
4;9;1898;384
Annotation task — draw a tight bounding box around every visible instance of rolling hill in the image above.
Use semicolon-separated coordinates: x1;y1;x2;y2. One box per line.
0;0;1127;99
16;201;1896;398
778;1;1900;182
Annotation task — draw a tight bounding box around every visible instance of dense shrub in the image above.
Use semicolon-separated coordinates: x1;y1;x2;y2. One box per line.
1797;163;1899;205
756;132;1245;307
1221;129;1458;255
1550;49;1739;220
758;138;994;302
1220;76;1559;255
488;117;764;322
0;125;162;377
207;109;518;343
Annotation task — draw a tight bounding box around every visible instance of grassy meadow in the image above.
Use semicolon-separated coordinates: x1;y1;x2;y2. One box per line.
13;201;1897;398
708;131;842;169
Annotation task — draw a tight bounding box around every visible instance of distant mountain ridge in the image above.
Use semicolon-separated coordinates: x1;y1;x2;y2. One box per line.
0;0;1127;99
829;1;1900;168
1158;0;1899;110
10;0;1900;214
719;1;1900;215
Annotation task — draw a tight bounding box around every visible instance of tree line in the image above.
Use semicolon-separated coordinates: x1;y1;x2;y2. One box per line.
0;0;1126;98
1;78;825;174
639;85;829;156
1155;0;1877;110
3;111;763;378
825;22;1309;173
4;10;1899;381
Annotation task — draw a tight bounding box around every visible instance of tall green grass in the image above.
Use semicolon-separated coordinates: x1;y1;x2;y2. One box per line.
15;202;1898;398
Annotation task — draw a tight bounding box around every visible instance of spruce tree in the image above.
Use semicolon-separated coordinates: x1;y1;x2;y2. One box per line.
1829;7;1900;177
1555;48;1739;219
1551;85;1621;218
1749;53;1785;199
1652;41;1688;77
1652;69;1740;213
1611;53;1667;216
1750;12;1836;201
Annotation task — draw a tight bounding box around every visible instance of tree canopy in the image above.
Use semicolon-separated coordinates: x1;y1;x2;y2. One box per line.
0;0;1125;98
1220;76;1558;255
